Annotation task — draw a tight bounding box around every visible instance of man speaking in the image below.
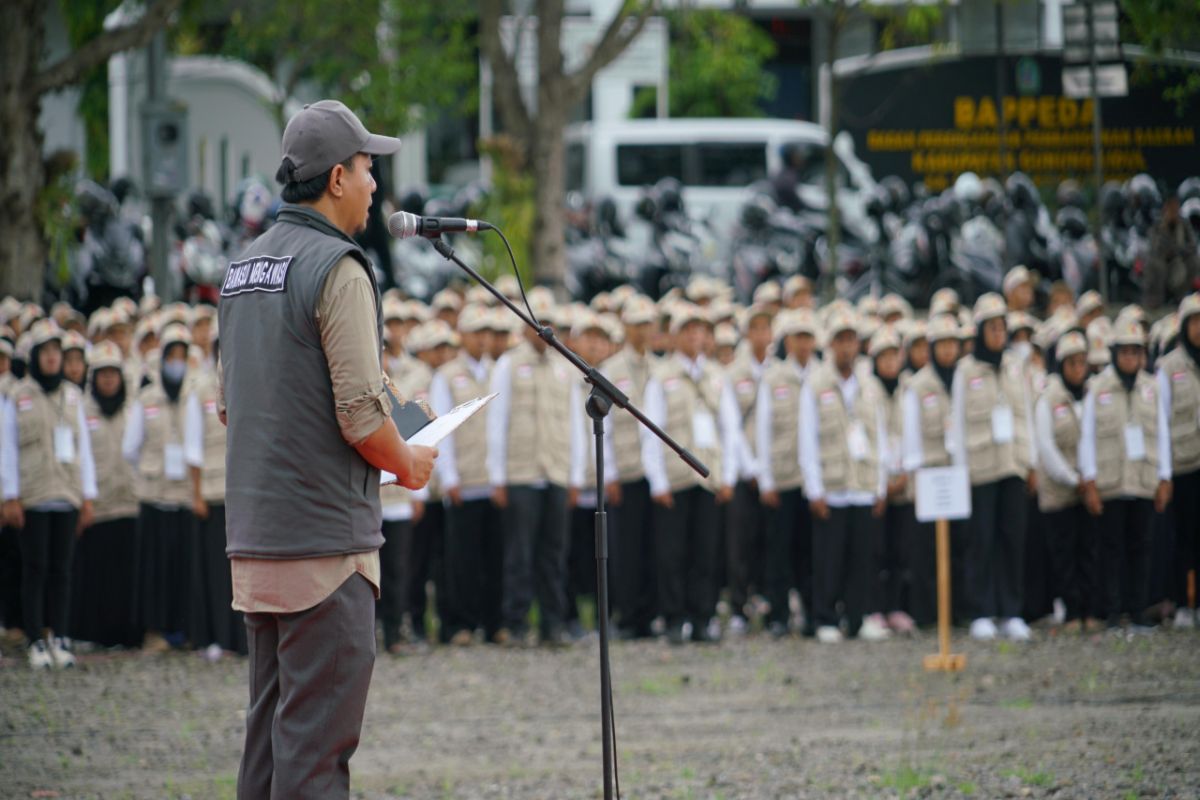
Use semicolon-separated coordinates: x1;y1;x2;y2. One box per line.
218;100;437;799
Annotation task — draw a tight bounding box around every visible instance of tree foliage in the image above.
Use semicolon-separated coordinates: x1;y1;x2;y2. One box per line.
175;0;478;135
1121;0;1200;113
630;9;777;119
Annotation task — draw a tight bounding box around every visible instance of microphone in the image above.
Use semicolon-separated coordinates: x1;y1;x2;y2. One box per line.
387;210;493;239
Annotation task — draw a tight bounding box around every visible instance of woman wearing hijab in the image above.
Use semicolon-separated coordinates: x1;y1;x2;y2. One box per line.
900;314;963;627
949;294;1038;642
1;320;97;669
1033;332;1101;633
1081;318;1173;629
123;323;195;652
183;332;246;659
70;341;141;648
61;332;88;390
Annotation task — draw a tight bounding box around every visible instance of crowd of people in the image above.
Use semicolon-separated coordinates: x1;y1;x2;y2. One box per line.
1;263;1198;669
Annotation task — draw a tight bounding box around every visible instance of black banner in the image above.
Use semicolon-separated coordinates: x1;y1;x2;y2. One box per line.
837;54;1198;193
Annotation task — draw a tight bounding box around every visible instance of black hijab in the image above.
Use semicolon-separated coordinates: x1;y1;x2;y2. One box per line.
29;342;62;394
973;328;1005;369
91;369;127;418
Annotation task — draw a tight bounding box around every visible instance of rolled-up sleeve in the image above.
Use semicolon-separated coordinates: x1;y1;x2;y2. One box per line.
317;257;391;445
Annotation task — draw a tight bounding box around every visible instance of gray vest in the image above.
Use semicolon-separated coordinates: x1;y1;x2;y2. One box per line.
219;205;385;559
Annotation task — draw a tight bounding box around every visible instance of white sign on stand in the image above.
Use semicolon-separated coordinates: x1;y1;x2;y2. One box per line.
915;466;972;523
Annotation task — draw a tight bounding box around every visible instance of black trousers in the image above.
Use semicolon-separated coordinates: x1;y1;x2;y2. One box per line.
566;504;602;626
188;504;246;653
880;503;912;615
1022;499;1055;623
135;504;193;636
501;485;568;636
763;487;812;628
1044;505;1102;622
18;509;78;639
239;574;375;800
409;501;444;641
1170;469;1200;609
0;524;23;631
1098;498;1153;624
964;477;1028;620
445;497;503;639
726;479;766;612
612;478;655;634
378;518;414;648
812;504;879;635
654;486;720;629
908;518;968;627
70;516;141;647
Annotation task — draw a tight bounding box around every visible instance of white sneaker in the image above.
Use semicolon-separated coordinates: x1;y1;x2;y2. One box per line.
28;639;53;670
1173;608;1196;629
858;613;891;641
969;618;998;641
816;625;843;644
1001;617;1032;642
203;643;224;663
728;615;748;635
49;636;75;669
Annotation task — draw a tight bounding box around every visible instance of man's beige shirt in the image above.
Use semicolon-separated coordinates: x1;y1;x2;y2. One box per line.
230;256;387;613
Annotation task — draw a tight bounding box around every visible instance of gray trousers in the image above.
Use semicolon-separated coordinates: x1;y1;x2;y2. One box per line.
238;573;376;800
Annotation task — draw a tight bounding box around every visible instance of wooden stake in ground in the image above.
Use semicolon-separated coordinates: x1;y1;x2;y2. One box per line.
914;466;971;673
923;518;966;672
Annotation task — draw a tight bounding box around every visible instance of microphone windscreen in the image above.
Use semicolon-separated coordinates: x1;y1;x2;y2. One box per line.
387;211;419;239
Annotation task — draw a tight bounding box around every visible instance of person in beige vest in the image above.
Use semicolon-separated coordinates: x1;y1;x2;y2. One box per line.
69;341;141;649
872;326;918;636
565;313;619;640
1;320;98;669
755;308;817;638
601;294;660;639
949;293;1037;642
902;313;964;627
1081;318;1173;629
487;294;574;646
61;332;88;391
799;307;889;644
641;303;735;644
122;323;195;653
0;336;22;647
723;303;776;632
432;304;500;645
183;334;246;660
1154;292;1200;628
1034;332;1102;632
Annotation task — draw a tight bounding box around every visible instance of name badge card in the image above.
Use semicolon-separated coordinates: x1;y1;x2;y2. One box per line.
53;425;75;464
991;405;1014;444
164;443;187;481
846;421;870;461
692;411;718;449
1123;423;1146;461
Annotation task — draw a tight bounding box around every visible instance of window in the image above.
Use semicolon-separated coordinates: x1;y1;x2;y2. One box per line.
616;144;684;187
692;143;768;186
566;143;586;192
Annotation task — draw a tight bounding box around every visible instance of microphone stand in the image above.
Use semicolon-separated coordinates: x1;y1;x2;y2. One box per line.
428;235;709;800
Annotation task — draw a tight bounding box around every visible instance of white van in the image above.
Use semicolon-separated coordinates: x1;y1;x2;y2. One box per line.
564;118;874;235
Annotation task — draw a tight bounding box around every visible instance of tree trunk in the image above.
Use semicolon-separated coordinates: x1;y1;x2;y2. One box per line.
1;0;49;301
530;108;569;291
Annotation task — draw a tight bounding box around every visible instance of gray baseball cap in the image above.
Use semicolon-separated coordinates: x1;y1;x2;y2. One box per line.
278;100;402;182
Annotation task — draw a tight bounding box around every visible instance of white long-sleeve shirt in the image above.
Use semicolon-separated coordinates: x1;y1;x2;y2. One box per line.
901;387;929;473
433;357;493;500
640;354;738;497
184;392;205;468
798;370;886;507
1;394;98;504
754;359;810;494
1034;394;1082;487
1078;379;1172;484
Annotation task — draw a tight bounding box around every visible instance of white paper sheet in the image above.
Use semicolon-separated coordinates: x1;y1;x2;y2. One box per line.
381;393;498;485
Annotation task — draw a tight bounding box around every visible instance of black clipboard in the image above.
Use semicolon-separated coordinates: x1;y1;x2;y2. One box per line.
388;384;432;440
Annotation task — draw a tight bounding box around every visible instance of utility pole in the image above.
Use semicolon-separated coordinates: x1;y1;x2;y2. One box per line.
1087;0;1108;302
145;30;172;301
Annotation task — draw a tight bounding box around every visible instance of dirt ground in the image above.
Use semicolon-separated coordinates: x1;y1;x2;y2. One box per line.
1;628;1198;799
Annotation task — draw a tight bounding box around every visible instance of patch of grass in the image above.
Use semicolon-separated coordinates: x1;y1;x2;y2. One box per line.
878;765;934;792
958;780;977;795
996;641;1016;655
628;676;684;696
1004;767;1055;787
680;765;696;780
1000;697;1034;709
1129;765;1145;782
